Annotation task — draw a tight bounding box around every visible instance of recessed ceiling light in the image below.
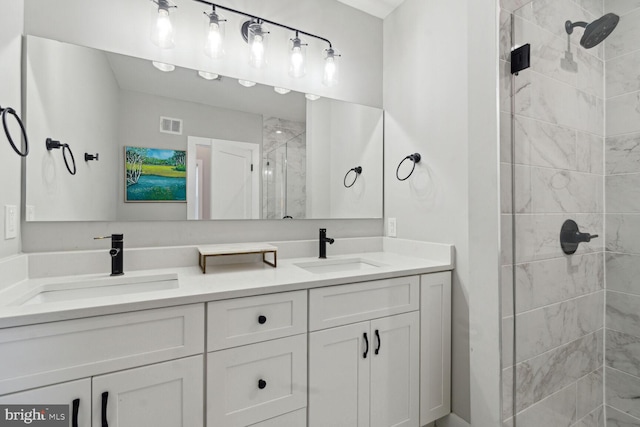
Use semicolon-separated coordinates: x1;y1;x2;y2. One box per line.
274;87;291;95
238;79;256;87
305;93;321;101
152;61;175;72
276;130;283;134
198;70;219;80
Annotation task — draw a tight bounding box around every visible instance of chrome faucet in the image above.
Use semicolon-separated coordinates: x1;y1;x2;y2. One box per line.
319;228;334;259
94;234;124;276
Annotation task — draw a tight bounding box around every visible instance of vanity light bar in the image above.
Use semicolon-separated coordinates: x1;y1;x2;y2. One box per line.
192;0;340;86
192;0;334;49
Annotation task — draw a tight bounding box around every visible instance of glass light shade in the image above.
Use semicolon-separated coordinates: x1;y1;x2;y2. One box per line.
323;49;339;87
152;61;175;72
248;22;268;69
305;94;321;101
198;71;219;80
151;7;175;49
204;13;225;59
274;87;291;95
238;79;257;87
289;38;306;78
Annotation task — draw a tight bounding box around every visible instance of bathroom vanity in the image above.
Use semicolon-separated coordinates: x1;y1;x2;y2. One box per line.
0;240;452;427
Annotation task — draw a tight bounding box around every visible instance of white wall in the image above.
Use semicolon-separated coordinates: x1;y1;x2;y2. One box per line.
306;98;383;219
383;0;500;425
116;90;263;221
23;0;382;108
24;36;119;221
0;0;24;258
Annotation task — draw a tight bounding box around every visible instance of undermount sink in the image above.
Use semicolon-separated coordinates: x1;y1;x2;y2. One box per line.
13;273;179;306
295;258;384;274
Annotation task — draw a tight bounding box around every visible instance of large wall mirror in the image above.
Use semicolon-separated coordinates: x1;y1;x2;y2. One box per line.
23;35;383;222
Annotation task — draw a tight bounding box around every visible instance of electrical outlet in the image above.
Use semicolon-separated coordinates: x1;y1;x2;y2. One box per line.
5;205;17;240
388;217;397;238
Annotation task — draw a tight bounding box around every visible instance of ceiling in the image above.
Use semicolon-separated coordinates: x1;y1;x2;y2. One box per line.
335;0;405;19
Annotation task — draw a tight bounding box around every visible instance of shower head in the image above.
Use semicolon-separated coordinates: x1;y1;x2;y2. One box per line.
565;13;620;49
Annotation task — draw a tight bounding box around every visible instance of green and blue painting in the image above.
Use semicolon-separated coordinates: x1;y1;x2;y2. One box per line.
125;146;186;202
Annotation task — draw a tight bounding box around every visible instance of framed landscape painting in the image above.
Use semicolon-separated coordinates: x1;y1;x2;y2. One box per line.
125;146;186;202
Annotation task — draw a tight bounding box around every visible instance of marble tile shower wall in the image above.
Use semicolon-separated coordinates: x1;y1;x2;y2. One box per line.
262;117;306;220
500;0;605;426
604;1;640;425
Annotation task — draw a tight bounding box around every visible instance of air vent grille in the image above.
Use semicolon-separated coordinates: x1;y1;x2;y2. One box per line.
160;117;183;135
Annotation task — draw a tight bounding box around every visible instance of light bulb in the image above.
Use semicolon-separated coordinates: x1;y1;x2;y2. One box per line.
198;71;219;80
152;61;175;72
238;79;256;87
289;37;306;78
248;22;268;69
251;35;265;68
151;7;175;49
204;11;225;59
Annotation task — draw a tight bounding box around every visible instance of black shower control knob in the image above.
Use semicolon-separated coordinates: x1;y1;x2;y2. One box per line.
258;315;267;324
258;379;267;389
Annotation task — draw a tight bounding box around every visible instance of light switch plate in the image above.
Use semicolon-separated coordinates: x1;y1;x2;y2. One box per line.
388;217;397;238
26;205;35;221
5;205;17;240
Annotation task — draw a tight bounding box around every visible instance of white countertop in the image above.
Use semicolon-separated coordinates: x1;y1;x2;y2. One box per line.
0;239;454;329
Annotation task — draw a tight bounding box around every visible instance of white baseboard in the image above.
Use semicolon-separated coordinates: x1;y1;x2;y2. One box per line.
433;413;471;427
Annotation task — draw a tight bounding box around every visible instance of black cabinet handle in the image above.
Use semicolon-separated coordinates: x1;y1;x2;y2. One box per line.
258;315;267;324
375;329;381;355
258;379;267;389
72;398;80;427
101;392;109;427
363;332;369;358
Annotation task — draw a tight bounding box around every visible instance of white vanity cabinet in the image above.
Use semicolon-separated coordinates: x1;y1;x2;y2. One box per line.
0;304;205;427
206;291;308;427
308;276;421;427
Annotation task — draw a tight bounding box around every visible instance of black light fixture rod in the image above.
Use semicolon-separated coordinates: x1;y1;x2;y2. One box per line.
192;0;333;48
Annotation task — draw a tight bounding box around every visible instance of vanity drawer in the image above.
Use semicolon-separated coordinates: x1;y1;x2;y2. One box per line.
207;290;307;351
309;276;419;331
0;304;205;395
207;334;307;427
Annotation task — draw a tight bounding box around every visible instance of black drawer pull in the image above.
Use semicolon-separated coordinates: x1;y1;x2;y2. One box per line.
363;332;369;358
375;329;381;355
258;315;267;324
101;392;109;427
72;398;80;427
258;379;267;389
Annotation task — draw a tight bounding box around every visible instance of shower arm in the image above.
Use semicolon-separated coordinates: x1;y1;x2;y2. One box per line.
565;20;588;34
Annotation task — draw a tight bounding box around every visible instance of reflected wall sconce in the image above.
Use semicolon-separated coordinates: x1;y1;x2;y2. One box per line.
192;0;341;86
396;153;421;181
150;0;177;49
46;138;77;176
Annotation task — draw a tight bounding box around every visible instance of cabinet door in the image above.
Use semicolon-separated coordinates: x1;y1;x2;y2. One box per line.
308;321;370;427
420;271;452;425
92;355;203;427
370;312;420;427
0;379;90;427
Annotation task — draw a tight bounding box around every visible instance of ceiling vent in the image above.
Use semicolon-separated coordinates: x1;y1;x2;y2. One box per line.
160;116;183;135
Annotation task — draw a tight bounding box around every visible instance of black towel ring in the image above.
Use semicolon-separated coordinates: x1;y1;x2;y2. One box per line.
1;106;29;157
396;153;421;181
344;166;363;188
46;138;77;175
